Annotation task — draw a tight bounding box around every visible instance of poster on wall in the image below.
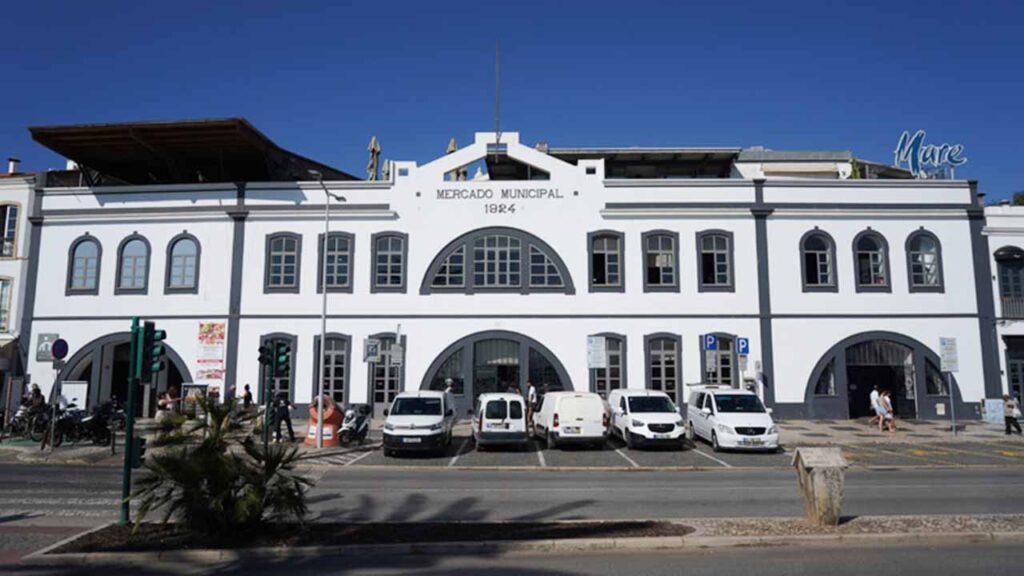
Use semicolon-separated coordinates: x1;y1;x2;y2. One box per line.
196;322;226;391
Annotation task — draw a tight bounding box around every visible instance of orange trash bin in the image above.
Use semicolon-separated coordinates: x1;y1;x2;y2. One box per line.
306;395;344;447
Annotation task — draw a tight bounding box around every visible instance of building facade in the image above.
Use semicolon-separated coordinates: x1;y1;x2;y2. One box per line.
20;124;1000;420
0;167;37;392
984;204;1024;404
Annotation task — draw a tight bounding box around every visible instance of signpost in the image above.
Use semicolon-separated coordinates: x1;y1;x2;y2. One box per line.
703;334;718;374
939;337;959;436
364;338;382;363
36;333;59;362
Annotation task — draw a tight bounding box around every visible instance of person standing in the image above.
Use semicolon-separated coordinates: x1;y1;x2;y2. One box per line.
868;385;882;427
881;390;896;433
527;381;538;425
274;391;295;443
242;384;253;412
1004;394;1023;435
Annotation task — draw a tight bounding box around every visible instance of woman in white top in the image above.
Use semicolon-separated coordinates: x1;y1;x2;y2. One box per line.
881;390;896;433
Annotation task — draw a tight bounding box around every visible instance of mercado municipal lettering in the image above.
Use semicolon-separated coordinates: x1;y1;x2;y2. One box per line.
14;120;1004;424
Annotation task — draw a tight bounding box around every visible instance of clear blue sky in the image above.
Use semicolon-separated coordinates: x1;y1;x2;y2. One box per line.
3;0;1022;198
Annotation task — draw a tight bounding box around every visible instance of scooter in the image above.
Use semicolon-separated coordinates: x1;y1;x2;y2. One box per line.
338;404;370;446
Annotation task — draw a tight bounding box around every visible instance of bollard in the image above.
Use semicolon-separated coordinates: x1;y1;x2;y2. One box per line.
792;446;848;526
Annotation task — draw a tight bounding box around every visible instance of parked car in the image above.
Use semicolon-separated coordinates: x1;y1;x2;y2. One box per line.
472;393;529;450
607;389;686;449
686;386;779;452
533;391;608;449
382;391;457;456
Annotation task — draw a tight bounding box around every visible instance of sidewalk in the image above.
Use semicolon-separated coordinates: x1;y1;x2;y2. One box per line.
776;418;1014;446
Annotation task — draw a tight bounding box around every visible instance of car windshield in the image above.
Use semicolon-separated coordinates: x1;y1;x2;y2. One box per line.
628;396;676;413
714;394;766;413
391;397;442;416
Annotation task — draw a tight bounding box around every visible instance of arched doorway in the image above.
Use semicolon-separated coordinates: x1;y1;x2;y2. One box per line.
58;332;192;416
803;331;967;420
420;330;573;415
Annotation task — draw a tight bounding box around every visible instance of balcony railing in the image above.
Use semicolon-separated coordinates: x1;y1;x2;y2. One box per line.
1002;297;1024;319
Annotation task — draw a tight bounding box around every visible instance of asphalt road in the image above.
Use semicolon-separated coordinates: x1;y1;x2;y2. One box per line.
5;543;1022;575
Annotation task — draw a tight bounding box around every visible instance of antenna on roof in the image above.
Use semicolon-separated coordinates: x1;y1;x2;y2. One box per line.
494;40;501;163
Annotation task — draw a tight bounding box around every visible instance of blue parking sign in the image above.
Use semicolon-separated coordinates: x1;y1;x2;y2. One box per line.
704;334;718;351
737;337;750;356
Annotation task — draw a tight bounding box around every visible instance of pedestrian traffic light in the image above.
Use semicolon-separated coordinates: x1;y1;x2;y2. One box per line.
141;321;167;379
273;342;291;378
130;436;147;469
258;345;273;366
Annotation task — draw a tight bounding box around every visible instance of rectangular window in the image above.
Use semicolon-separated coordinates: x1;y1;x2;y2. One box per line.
910;252;939;286
374;235;406;289
647;338;678;398
0;206;17;257
700;234;732;288
591;235;621;287
473;235;521;287
320;337;347;403
804;250;832;286
0;278;11;331
592;337;624;397
267;236;300;289
705;338;734;386
432;246;465;287
857;252;886;286
645;234;676;287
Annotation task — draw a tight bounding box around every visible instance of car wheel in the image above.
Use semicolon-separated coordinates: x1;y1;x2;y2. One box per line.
547;432;556;450
711;431;722;452
687;423;696;443
625;431;635;449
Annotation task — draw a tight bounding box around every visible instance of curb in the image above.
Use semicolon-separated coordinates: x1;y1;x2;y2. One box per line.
22;529;1024;565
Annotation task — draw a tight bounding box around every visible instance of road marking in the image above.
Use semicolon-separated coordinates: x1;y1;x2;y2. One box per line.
448;437;472;467
614;448;640;468
536;441;547;467
344;450;375;467
692;448;732;468
926;443;1022;462
861;445;959;466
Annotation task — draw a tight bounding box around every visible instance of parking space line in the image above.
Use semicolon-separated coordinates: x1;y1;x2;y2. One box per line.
614;448;640;468
343;450;374;467
535;441;547;467
448;437;472;467
692;448;732;468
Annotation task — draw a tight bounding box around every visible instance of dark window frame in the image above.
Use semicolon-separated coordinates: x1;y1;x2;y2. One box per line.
0;202;21;259
588;229;625;293
312;333;352;406
641;230;680;293
799;228;838;293
114;233;151;295
644;332;683;405
260;332;298;403
905;228;945;293
66;234;102;296
852;229;892;293
420;227;575;295
370;231;408;294
316;231;355;294
164;232;201;294
588;332;627;396
264;232;303;294
696;229;735;293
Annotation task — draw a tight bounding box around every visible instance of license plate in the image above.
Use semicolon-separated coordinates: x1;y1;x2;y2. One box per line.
653;433;671;439
402;437;422;444
562;426;579;434
740;438;763;446
486;423;509;430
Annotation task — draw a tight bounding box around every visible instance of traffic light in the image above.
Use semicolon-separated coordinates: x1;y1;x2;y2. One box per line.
258;345;273;366
130;437;147;469
273;342;291;378
141;321;167;380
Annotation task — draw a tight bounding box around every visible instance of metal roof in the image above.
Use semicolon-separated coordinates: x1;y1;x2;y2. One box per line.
29;118;357;185
548;147;741;179
737;149;853;162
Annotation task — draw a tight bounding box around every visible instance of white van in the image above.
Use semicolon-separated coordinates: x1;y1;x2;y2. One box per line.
686;386;779;452
472;393;529;450
607;389;686;449
382;390;457;456
533;391;608;449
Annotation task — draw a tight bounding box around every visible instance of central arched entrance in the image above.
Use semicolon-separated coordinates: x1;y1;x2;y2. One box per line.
420;330;573;415
58;332;192;416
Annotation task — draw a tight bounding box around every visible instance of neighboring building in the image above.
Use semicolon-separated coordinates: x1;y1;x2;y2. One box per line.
983;203;1024;403
0;159;37;396
19;118;999;420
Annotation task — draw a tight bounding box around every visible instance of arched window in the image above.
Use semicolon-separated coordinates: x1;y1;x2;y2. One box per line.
906;230;943;292
421;227;574;294
264;232;302;293
115;234;150;294
800;229;836;292
67;235;102;295
372;232;407;293
853;230;890;292
995;246;1024;318
166;233;200;293
642;231;679;292
697;230;734;292
589;334;626;397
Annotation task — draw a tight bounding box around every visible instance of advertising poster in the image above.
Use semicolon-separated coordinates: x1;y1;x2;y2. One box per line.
196;322;226;389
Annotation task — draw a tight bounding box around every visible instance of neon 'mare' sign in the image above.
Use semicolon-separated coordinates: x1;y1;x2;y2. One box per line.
894;130;967;178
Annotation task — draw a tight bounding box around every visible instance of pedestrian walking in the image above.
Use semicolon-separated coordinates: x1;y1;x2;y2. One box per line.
242;384;253;412
881;390;896;433
1004;394;1022;435
527;381;537;425
273;391;295;443
868;385;882;427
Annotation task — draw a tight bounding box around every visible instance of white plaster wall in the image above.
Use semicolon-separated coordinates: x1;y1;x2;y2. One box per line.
0;177;35;339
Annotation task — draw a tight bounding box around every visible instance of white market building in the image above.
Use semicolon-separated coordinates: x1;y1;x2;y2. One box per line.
16;119;1002;420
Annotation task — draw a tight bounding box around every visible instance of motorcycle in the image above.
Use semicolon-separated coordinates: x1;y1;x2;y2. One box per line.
54;400;120;447
338;404;371;446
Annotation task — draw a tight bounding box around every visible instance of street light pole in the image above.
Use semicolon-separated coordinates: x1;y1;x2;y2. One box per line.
310;170;346;449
